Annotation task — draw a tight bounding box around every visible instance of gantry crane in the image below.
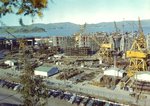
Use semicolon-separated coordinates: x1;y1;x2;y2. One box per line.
126;17;148;77
91;34;112;64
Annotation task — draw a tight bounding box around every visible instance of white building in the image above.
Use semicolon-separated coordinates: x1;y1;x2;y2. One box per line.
104;67;126;78
4;60;17;67
34;66;59;77
134;71;150;82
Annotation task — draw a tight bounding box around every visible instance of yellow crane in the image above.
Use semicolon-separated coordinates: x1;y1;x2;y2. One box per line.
126;17;147;77
91;34;112;63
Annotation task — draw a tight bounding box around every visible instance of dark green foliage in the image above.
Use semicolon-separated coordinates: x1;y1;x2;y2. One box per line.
0;0;48;18
20;54;47;106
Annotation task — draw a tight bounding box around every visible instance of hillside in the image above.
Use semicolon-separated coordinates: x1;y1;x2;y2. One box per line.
0;20;150;37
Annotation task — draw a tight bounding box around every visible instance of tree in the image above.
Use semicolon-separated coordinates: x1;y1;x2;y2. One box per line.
0;0;48;18
20;52;48;106
0;0;51;105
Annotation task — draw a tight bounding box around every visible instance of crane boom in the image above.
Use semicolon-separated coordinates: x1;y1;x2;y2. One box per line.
0;21;17;39
0;20;26;50
114;21;120;33
126;17;147;77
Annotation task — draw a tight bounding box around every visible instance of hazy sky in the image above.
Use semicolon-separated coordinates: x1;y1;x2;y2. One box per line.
1;0;150;26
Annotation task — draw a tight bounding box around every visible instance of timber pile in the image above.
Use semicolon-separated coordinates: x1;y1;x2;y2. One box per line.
56;69;83;80
132;81;150;91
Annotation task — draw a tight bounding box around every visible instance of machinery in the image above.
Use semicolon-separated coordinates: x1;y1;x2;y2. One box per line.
126;17;148;77
114;21;120;33
91;34;112;64
74;23;86;47
112;21;122;51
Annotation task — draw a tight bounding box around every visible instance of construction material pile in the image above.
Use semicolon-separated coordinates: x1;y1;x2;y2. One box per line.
56;69;83;80
132;81;150;91
64;47;90;56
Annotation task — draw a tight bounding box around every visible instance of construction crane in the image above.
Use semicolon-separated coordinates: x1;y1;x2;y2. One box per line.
114;21;120;33
126;17;148;77
91;33;112;64
112;21;122;51
0;21;26;50
74;23;86;47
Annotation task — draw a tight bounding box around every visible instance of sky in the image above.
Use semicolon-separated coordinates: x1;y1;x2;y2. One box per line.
1;0;150;26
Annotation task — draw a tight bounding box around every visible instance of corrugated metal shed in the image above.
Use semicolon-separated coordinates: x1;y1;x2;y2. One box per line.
34;66;59;77
104;67;126;77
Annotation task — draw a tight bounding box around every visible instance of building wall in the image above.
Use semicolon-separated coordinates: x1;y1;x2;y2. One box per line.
4;60;15;66
135;72;150;82
104;69;124;77
34;71;48;77
52;36;74;49
78;35;90;47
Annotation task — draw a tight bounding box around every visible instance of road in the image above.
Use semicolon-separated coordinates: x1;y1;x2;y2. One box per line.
45;76;150;106
0;66;150;106
0;88;23;105
0;88;77;106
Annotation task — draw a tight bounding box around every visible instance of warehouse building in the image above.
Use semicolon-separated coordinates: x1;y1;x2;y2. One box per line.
104;67;126;78
34;66;59;77
134;71;150;82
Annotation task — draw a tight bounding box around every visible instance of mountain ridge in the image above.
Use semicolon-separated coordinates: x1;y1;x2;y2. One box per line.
0;19;150;37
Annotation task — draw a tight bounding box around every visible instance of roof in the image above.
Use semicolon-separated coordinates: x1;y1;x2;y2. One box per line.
35;66;59;72
5;60;17;63
35;66;51;72
105;67;120;71
136;71;150;75
105;67;125;73
48;67;59;76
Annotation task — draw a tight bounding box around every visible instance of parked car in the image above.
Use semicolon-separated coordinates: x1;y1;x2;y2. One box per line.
93;100;105;106
5;82;12;89
58;91;65;99
47;90;53;98
63;93;73;101
52;90;61;98
10;83;18;89
86;99;94;106
13;84;22;91
104;102;114;106
0;80;6;87
68;94;76;104
74;96;83;105
80;97;90;106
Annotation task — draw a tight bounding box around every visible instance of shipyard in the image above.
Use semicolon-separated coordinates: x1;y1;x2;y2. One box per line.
0;0;150;106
